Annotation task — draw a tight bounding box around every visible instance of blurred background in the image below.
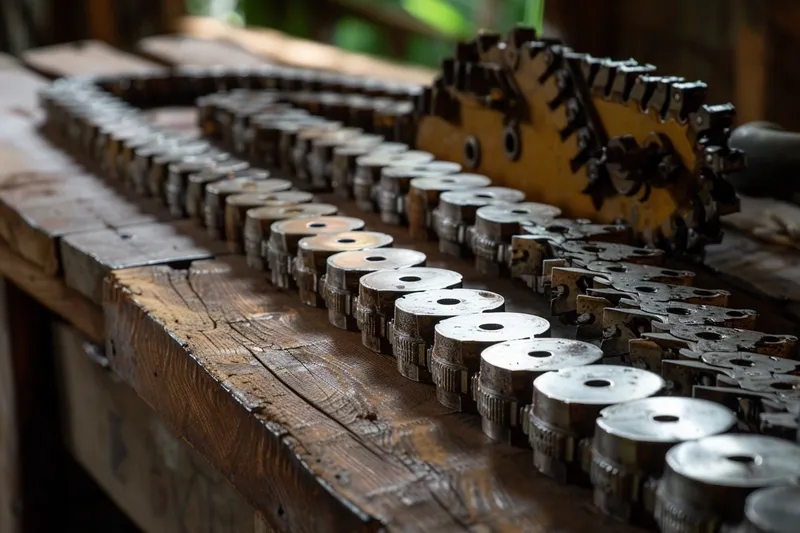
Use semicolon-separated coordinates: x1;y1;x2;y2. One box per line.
0;0;792;128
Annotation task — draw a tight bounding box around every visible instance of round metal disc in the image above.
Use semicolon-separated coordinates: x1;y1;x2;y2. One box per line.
299;231;393;252
248;203;337;221
701;351;799;375
395;288;504;316
665;434;800;487
737;375;800;396
439;187;525;207
410;173;491;192
745;485;800;533
559;241;664;261
587;260;695;282
207;177;292;195
356;150;433;168
435;312;550;343
359;267;462;293
227;191;314;207
596;397;736;443
476;203;562;224
534;365;665;405
480;338;603;373
271;215;363;236
327;248;425;272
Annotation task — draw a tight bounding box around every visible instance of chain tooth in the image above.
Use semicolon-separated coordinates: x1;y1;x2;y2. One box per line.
560;98;585;140
455;40;480;62
667;81;709;122
689;103;736;140
441;58;456;87
609;64;656;104
578;55;605;87
629;74;659;112
647;76;684;120
476;31;502;55
538;45;565;83
507;25;537;49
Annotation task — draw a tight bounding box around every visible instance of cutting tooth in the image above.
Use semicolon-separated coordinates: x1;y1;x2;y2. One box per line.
590;59;639;98
609;64;656;103
507;25;537;49
415;86;432;116
579;55;605;87
559;98;585;140
441;58;456;87
464;63;489;95
648;76;684;119
455;40;480;62
570;127;596;172
525;41;548;60
667;81;708;122
538;45;564;83
702;144;745;175
629;74;659;111
690;103;735;139
476;31;502;55
548;69;572;109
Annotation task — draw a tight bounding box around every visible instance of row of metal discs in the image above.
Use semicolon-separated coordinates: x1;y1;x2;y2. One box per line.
39;74;799;533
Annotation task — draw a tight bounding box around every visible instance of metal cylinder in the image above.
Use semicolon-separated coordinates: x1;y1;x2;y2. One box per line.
296;231;393;308
244;204;337;272
353;150;434;212
268;216;365;289
433;187;525;257
204;177;291;240
430;312;551;413
323;248;426;331
654;435;800;533
307;130;378;191
476;338;603;445
166;153;230;217
407;173;491;240
377;161;462;225
225;191;313;254
528;365;665;484
147;142;211;201
740;485;800;533
592;397;736;525
357;267;463;354
185;163;256;222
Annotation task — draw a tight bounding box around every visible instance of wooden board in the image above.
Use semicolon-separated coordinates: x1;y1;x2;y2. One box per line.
138;34;273;67
22;40;162;79
53;321;264;533
104;257;637;533
61;219;229;305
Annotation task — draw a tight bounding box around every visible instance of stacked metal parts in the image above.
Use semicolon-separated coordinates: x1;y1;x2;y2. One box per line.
39;26;800;533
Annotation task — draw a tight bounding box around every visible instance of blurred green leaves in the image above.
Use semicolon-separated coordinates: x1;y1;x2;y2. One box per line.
401;0;473;38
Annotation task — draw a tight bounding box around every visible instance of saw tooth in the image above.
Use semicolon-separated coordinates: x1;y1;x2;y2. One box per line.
667;81;708;122
690;103;735;136
578;55;606;87
702;144;746;175
455;40;480;62
441;58;456;87
609;64;656;104
538;45;564;83
648;76;684;119
464;63;490;95
629;74;659;111
507;25;537;49
547;69;572;110
590;59;636;98
415;86;432;116
525;41;548;59
559;98;585;139
476;31;502;55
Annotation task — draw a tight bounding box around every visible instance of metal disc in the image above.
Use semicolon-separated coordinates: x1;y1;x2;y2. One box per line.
439;187;525;207
435;312;550;343
476;203;562;224
596;397;736;443
480;338;603;373
248;203;337;221
326;248;426;273
359;267;462;293
356;150;433;168
534;365;665;405
410;173;491;192
395;288;504;316
270;215;364;236
745;485;800;533
207;177;292;195
299;231;393;252
227;191;314;207
665;434;800;487
701;351;799;375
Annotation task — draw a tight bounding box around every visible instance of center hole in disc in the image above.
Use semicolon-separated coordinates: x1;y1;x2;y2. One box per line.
479;323;503;331
607;266;626;273
437;298;460;305
730;358;753;367
585;379;611;388
667;307;691;316
308;222;326;228
337;238;356;244
636;286;657;293
365;256;386;262
442;178;454;183
583;245;602;253
653;414;679;423
770;381;796;390
511;209;528;215
399;276;421;282
727;455;756;464
547;225;568;233
696;331;722;341
475;193;492;199
528;351;552;358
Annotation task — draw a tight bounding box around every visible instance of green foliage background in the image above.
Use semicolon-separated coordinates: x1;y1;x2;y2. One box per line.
187;0;544;67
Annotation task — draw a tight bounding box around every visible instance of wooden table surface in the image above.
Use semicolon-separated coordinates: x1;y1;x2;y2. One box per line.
1;32;799;533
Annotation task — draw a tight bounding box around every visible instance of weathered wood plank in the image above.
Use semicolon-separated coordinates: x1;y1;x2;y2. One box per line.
61;219;229;305
138;34;273;67
104;257;636;533
21;40;161;79
53;321;262;533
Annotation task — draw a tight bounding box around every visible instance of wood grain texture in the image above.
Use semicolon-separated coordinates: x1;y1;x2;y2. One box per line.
53;321;259;533
104;257;637;533
22;40;161;79
61;219;229;305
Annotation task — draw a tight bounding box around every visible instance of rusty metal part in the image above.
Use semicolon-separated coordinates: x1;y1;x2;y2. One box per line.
323;248;426;331
739;485;800;533
225;191;313;254
166;153;232;217
243;203;337;271
377;161;462;225
331;141;406;199
430;312;551;412
357;267;463;354
353;150;435;212
204;177;291;240
267;216;365;288
470;203;564;276
591;397;736;525
296;231;394;308
433;187;526;257
185;164;259;223
476;338;602;445
654;435;800;533
526;365;665;483
407;173;492;240
391;289;505;383
415;28;743;253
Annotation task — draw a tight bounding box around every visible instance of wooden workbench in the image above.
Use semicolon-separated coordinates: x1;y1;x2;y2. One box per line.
2;33;799;533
